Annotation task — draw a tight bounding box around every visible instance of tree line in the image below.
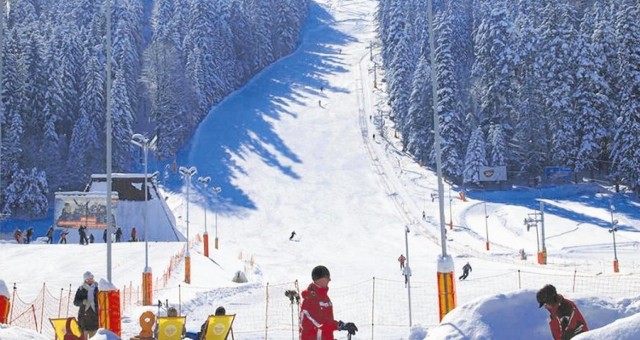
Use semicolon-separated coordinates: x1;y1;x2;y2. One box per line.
377;0;640;188
0;0;309;218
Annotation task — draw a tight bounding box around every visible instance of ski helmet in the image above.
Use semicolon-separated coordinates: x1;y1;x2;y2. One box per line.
312;265;331;281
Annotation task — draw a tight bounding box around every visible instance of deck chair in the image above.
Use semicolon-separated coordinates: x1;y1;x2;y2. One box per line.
202;314;235;340
50;317;85;340
156;316;187;340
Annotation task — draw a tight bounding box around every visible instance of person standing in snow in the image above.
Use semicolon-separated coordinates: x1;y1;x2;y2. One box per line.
60;229;69;244
300;265;358;339
459;262;472;280
14;229;23;244
103;229;107;243
289;231;297;241
537;284;588;340
131;227;137;242
115;227;123;242
74;271;100;339
78;225;89;245
398;254;406;269
25;227;34;244
89;234;95;244
46;227;55;244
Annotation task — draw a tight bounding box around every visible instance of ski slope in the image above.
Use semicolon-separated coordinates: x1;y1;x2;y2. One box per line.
2;0;640;339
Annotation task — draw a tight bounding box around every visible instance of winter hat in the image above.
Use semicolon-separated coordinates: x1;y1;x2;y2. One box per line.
83;271;94;281
311;265;331;281
536;284;557;308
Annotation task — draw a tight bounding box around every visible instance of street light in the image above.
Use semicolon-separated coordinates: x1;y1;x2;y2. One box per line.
131;133;157;306
609;199;620;273
179;166;197;283
212;186;221;249
197;176;211;257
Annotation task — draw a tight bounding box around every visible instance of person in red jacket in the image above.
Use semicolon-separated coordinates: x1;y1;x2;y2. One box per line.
300;265;357;340
537;284;588;340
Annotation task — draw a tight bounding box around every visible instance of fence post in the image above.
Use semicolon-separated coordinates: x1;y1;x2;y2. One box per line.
371;277;376;340
10;283;17;324
572;270;577;293
265;282;270;340
58;288;63;318
517;270;521;289
39;283;45;333
31;304;38;332
67;284;72;316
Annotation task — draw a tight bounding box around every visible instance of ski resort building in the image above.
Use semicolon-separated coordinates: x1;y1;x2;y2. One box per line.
54;173;183;243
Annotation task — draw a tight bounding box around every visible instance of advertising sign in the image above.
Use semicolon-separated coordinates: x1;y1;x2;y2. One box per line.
54;192;119;229
545;167;572;182
478;166;507;182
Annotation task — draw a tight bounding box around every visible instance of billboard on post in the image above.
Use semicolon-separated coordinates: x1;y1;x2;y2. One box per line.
478;166;507;182
54;192;119;230
545;166;572;182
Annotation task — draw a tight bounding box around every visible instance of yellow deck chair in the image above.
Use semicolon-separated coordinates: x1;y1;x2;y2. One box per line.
203;314;235;340
50;317;83;340
156;316;187;340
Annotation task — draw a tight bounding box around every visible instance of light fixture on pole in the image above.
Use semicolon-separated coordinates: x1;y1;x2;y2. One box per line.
197;176;211;257
131;133;157;306
212;186;222;249
609;199;619;273
179;166;197;283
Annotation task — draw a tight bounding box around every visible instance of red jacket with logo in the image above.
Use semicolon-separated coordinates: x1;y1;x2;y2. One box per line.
299;283;338;340
546;294;588;340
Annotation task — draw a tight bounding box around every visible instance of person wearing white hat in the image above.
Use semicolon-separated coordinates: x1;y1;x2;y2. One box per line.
73;271;100;338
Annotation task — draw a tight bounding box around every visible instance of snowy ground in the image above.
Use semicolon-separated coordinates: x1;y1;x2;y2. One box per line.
2;0;640;339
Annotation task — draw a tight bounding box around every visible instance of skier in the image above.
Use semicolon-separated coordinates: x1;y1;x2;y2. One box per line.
89;234;95;244
25;227;34;244
115;227;123;242
398;254;406;269
459;262;472;280
78;226;89;245
289;230;296;241
14;229;23;244
300;265;358;339
131;227;137;242
402;264;412;288
537;284;588;339
46;227;54;244
60;229;69;244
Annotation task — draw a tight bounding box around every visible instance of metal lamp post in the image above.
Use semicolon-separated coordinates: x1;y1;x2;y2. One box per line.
179;166;197;283
609;199;619;273
404;225;412;327
212;186;222;249
197;176;211;257
131;133;156;305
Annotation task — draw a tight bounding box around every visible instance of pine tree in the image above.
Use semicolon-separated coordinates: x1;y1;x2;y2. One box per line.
463;127;487;185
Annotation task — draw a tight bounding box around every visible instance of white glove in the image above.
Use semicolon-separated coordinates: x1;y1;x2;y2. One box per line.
83;300;91;308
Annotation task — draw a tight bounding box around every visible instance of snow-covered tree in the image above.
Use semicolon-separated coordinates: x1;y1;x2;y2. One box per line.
463;127;487;184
